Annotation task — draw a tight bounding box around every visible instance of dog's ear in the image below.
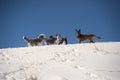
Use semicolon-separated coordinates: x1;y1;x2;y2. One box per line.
49;36;53;38
56;34;61;37
78;29;81;33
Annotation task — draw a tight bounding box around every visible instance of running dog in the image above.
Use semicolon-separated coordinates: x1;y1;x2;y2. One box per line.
23;34;46;46
75;29;101;43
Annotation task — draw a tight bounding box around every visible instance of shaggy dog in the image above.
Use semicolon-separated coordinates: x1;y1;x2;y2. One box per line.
23;34;46;46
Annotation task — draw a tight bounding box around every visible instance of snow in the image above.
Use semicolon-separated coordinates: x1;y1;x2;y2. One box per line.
0;42;120;80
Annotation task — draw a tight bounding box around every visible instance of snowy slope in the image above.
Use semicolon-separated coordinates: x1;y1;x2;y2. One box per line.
0;42;120;80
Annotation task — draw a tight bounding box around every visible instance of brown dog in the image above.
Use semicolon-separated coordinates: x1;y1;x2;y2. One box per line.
75;29;101;43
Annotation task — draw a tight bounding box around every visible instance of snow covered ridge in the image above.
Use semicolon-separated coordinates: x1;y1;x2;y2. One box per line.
0;42;120;80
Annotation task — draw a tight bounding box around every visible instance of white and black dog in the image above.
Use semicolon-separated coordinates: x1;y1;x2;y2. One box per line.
59;37;67;45
23;34;46;47
46;34;61;45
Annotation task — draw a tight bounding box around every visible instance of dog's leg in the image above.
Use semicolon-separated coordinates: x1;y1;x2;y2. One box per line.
78;40;81;43
90;40;94;43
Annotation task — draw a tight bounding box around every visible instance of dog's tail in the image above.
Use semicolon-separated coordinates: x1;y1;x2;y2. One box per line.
94;35;101;39
23;36;30;43
64;38;68;44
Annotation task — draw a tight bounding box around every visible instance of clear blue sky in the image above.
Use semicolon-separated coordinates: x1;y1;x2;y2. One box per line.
0;0;120;48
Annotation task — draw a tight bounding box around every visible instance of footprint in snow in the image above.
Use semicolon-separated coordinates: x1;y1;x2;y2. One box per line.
0;73;7;80
85;72;98;79
74;65;85;70
74;66;99;79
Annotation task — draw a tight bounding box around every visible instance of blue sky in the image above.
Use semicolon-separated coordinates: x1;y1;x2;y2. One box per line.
0;0;120;48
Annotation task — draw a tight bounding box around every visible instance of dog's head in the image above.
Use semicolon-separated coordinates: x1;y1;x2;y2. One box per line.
75;29;81;33
75;29;81;37
23;36;28;40
56;34;61;39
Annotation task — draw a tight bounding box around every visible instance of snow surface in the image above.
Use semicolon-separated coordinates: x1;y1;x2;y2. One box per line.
0;42;120;80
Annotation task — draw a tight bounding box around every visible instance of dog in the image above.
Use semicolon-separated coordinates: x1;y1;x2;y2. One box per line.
59;38;67;45
46;34;61;45
23;34;46;46
75;29;101;43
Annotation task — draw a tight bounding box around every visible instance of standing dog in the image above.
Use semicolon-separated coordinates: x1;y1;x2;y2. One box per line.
23;34;46;46
75;29;101;43
59;38;67;45
46;34;61;45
